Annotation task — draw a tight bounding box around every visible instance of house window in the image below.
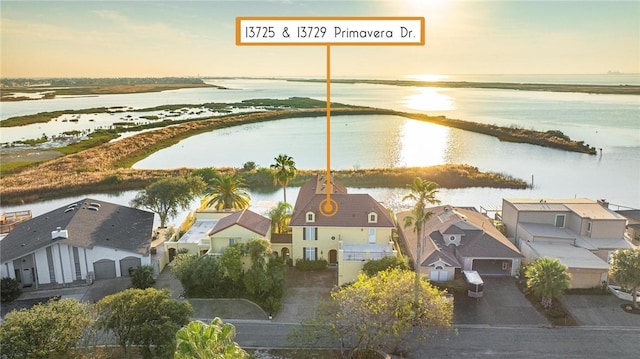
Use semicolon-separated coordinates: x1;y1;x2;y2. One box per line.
303;227;318;241
306;212;315;223
304;247;317;261
587;221;592;233
449;235;456;241
555;214;566;228
368;212;377;223
228;238;235;247
368;228;376;243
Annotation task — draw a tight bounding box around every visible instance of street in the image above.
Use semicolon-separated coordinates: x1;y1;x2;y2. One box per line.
231;321;640;358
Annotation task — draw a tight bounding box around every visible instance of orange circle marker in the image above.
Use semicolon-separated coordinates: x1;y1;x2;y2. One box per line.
319;198;339;217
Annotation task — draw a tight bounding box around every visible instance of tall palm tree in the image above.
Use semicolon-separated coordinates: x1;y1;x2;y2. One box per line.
204;173;250;210
402;177;441;310
270;154;296;204
525;257;571;310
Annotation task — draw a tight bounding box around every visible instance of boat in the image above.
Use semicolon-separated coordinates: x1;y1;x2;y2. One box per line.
608;285;640;303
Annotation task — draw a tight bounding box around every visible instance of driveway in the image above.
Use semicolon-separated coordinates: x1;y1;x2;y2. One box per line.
560;294;640;327
273;267;336;323
453;276;549;326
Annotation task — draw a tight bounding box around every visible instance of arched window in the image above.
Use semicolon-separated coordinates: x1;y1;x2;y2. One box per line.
368;212;378;223
306;212;315;223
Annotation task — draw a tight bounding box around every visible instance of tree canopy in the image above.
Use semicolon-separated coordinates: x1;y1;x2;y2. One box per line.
292;268;453;357
175;319;249;359
204;173;251;210
0;298;91;359
525;257;571;309
362;255;408;277
267;201;292;234
270;154;296;203
94;288;193;359
131;175;206;227
609;247;640;309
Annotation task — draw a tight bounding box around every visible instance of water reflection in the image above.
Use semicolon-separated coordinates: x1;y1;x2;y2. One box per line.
403;88;454;112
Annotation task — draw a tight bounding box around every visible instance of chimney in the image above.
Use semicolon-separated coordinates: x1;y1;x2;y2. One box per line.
597;199;609;208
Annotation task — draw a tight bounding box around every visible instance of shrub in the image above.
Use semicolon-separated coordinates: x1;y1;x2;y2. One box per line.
131;265;156;289
295;259;328;271
1;277;21;303
362;256;408;277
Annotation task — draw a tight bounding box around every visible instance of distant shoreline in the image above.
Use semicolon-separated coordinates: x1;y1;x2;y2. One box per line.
282;78;640;95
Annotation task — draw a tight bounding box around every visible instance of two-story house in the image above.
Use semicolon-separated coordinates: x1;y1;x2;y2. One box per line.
289;175;397;286
397;205;522;282
502;198;634;288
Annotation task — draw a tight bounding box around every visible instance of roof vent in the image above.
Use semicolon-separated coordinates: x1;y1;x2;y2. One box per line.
89;203;101;208
87;207;99;211
51;227;68;240
64;208;75;213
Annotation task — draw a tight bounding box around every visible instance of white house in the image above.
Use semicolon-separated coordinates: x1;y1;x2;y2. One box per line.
0;198;154;287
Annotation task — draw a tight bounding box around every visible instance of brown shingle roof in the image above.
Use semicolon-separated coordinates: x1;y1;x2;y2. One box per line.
210;209;271;237
290;175;394;228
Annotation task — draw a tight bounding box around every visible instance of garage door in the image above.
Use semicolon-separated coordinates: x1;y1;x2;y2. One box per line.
120;256;142;277
472;259;511;275
93;259;116;279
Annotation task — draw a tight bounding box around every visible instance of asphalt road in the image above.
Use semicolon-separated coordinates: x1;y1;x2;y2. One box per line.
231;321;640;358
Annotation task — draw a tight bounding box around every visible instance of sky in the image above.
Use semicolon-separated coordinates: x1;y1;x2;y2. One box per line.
1;0;639;78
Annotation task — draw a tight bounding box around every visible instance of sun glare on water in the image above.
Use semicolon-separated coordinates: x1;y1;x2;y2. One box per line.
403;87;454;112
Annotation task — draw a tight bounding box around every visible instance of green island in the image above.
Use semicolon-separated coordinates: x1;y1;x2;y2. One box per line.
283;78;640;95
0;77;220;102
1;97;597;204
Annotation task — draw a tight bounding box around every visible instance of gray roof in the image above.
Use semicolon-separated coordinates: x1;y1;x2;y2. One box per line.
1;198;154;262
397;205;522;269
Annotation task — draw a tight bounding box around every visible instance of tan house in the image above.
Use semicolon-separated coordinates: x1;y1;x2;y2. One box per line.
501;198;634;288
165;209;271;261
289;175;397;286
616;210;640;246
397;206;522;282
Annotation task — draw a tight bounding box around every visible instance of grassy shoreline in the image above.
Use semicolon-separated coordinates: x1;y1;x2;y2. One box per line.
1;101;590;204
0;83;219;103
0;107;526;204
0;165;528;206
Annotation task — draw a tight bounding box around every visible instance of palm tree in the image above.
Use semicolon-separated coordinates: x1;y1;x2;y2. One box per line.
525;257;571;310
175;319;249;359
270;154;296;204
204;173;250;210
402;178;441;310
267;202;293;234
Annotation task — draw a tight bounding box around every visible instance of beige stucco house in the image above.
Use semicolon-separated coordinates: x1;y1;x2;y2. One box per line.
165;208;271;261
501;198;634;288
289;175;397;286
397;206;522;282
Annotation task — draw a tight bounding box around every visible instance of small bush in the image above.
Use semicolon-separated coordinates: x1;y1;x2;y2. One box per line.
131;266;156;289
295;259;328;271
362;256;408;277
1;277;22;303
